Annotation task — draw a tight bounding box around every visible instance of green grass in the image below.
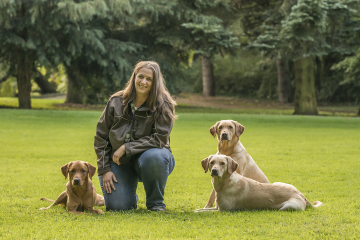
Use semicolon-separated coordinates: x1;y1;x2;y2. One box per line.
1;108;360;239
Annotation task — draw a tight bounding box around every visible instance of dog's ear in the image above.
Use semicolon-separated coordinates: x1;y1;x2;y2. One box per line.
201;156;210;173
226;156;238;175
209;122;220;138
86;163;97;180
232;121;245;138
61;163;70;179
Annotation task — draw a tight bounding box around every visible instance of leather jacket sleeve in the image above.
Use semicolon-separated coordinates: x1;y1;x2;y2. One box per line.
94;99;114;175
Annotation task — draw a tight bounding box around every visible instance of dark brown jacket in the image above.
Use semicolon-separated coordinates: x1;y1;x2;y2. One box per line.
94;96;172;175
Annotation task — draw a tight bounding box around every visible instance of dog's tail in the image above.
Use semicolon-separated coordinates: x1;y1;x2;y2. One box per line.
40;197;55;202
306;199;323;208
312;201;323;208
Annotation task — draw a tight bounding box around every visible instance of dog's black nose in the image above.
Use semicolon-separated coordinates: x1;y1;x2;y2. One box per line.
73;178;80;185
211;169;218;176
221;132;229;140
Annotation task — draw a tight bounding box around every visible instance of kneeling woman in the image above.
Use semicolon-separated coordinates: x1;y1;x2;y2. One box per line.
94;61;177;211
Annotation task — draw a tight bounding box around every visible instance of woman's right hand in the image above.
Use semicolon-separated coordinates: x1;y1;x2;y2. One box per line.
102;171;118;193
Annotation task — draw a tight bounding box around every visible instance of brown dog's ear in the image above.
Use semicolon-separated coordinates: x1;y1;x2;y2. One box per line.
226;156;238;175
201;157;210;173
232;121;245;138
209;122;220;138
86;163;97;180
61;163;70;179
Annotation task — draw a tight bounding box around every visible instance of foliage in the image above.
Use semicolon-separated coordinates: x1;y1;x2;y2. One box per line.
184;49;286;100
280;0;330;59
112;0;241;99
0;77;16;97
0;0;135;107
331;50;360;103
1;109;360;238
241;0;360;115
52;0;240;103
246;0;360;59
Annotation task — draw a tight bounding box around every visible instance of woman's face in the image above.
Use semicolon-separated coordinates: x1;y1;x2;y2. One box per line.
134;67;153;98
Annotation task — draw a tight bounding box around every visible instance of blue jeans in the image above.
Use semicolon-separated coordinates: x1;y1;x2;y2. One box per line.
98;148;175;211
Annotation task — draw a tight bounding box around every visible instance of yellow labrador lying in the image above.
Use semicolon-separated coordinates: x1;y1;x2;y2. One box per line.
195;155;322;212
204;120;270;208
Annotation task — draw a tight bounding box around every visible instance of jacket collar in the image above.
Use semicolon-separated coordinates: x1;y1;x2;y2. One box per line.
128;99;150;111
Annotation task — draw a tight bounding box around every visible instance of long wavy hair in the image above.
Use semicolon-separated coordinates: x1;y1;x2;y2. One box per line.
111;61;177;123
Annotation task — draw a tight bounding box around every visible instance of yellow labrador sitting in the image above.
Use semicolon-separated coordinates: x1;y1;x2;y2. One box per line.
195;155;322;212
204;120;270;208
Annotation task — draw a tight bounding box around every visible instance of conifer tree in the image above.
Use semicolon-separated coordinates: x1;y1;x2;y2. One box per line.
1;0;241;106
0;0;141;107
247;0;359;115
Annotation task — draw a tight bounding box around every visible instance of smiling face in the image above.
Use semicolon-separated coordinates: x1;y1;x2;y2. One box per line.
134;67;154;98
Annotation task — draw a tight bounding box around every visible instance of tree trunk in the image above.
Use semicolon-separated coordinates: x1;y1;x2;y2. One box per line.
65;65;83;104
16;51;32;109
357;105;360;117
202;56;215;97
277;56;291;103
293;57;318;115
34;70;56;94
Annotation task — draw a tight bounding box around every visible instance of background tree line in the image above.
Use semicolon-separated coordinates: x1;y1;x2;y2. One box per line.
0;0;359;116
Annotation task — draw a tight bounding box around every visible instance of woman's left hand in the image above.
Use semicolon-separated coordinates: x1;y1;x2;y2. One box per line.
113;145;126;165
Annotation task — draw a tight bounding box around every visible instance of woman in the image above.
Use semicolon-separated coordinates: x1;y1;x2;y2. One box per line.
94;61;177;211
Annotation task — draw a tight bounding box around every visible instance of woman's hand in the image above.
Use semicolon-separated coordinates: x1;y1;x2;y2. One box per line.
113;145;126;165
102;171;117;193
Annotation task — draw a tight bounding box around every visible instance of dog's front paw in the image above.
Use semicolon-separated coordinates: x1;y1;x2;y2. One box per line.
97;209;104;214
194;208;202;213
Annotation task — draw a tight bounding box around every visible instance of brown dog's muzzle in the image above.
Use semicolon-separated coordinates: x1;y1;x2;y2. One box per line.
73;178;81;186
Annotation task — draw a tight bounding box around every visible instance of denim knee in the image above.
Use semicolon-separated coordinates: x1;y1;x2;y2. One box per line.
139;148;174;175
105;196;137;211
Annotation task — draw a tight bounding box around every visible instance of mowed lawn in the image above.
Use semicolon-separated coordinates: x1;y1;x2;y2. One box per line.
0;108;359;239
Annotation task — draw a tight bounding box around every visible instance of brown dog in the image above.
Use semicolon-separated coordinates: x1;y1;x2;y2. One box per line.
204;120;270;208
40;161;105;214
195;155;322;212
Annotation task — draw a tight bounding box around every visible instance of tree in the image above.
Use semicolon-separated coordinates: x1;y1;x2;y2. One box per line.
332;50;360;116
34;70;56;94
280;0;332;115
46;1;146;104
246;0;359;115
0;1;39;108
239;0;293;103
141;0;240;97
191;1;241;97
0;0;151;107
276;55;291;103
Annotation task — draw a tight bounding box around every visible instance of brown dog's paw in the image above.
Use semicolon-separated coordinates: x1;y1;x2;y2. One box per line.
96;209;104;214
